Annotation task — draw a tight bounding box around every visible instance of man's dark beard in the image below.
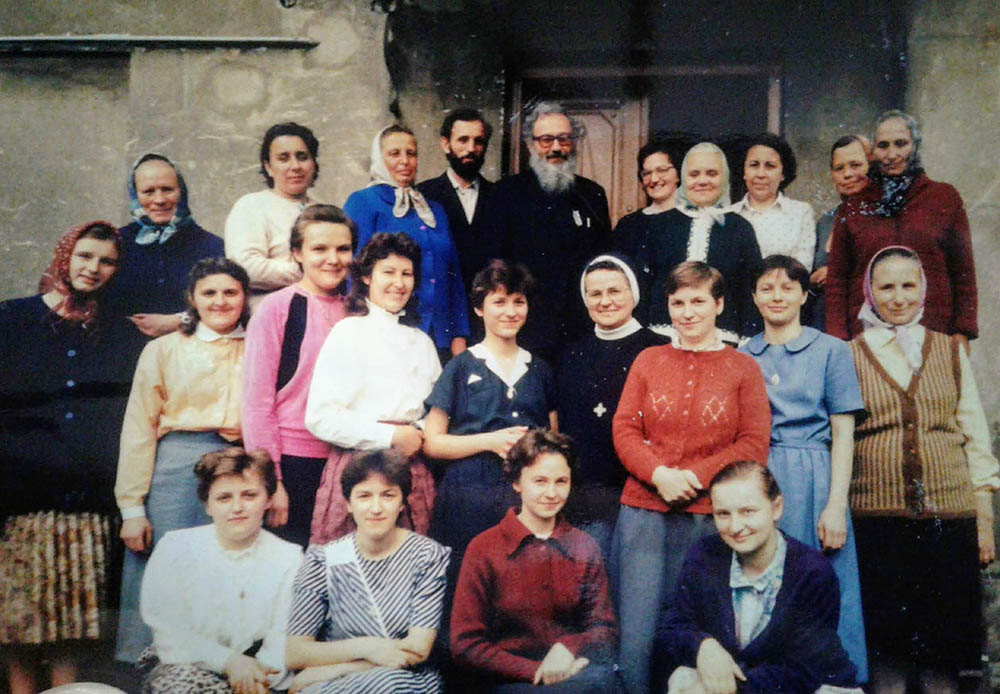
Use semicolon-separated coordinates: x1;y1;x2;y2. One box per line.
446;151;484;181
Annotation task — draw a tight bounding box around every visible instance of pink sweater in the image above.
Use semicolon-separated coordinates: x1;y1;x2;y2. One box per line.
242;284;347;475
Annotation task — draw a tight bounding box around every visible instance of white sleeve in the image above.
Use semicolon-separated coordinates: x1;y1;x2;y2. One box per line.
305;323;396;450
140;533;236;673
256;543;303;683
224;194;301;291
792;200;817;271
956;347;1000;490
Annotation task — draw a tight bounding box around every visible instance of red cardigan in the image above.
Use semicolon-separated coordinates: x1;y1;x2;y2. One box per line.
612;344;770;515
450;509;617;682
825;175;978;340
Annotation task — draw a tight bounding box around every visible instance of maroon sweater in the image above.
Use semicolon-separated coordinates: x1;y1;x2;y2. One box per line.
450;509;617;682
825;175;978;340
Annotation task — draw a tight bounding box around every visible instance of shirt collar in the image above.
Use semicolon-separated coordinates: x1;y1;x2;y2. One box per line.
729;532;787;592
671;332;726;352
195;321;246;342
595;318;643;341
365;299;403;323
468;342;531;388
744;326;820;355
446;168;479;192
733;191;786;214
497;508;573;557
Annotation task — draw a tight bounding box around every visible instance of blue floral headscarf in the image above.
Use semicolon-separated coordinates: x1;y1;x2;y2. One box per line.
127;153;193;245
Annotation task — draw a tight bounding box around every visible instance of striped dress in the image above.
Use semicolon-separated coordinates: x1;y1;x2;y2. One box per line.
288;531;450;693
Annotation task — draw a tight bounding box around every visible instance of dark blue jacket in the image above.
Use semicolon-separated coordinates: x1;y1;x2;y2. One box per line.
656;533;857;693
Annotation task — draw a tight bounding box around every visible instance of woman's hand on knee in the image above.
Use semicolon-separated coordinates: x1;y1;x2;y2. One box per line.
224;653;275;694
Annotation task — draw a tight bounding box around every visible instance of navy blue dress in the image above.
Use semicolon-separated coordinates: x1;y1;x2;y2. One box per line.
424;346;556;557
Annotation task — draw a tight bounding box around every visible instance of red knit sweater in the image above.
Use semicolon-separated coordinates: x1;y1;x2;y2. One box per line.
612;344;770;514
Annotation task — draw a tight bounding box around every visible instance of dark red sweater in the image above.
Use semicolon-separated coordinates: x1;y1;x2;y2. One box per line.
612;344;770;514
449;509;617;682
825;175;978;340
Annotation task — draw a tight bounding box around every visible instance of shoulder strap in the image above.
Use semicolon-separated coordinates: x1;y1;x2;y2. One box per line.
276;292;308;392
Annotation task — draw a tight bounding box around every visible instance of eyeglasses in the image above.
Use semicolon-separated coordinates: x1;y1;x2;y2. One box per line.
640;166;675;181
533;134;576;147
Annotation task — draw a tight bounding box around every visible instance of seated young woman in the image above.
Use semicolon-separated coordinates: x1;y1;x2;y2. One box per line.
139;447;303;694
450;429;621;693
285;450;451;694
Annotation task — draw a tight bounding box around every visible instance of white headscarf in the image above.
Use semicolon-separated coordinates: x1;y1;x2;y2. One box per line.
368;125;436;228
580;254;643;340
858;245;927;370
674;142;731;262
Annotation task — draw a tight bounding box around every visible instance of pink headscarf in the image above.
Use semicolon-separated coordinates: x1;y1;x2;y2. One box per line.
38;221;121;327
857;245;927;369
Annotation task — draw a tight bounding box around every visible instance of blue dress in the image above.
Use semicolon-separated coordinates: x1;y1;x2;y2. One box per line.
424;344;556;558
344;185;470;349
741;326;868;682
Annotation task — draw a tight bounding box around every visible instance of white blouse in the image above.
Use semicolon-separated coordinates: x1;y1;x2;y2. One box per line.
305;302;442;450
140;525;303;680
730;192;816;270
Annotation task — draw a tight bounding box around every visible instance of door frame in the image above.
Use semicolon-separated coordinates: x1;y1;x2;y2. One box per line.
505;63;783;173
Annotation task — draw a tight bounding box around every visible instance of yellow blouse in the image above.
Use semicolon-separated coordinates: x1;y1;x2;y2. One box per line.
115;326;244;517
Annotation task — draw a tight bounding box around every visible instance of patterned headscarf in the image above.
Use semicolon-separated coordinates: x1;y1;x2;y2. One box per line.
127;153;193;245
858;245;927;370
38;221;121;327
868;110;925;217
367;125;437;228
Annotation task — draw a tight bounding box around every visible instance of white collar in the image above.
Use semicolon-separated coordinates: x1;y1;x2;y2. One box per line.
734;192;785;214
365;299;403;323
195;322;246;342
863;324;926;349
468;342;531;389
595;318;642;341
447;168;479;192
671;331;725;352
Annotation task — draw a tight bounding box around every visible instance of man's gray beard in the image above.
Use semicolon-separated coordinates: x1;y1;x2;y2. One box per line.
529;149;576;194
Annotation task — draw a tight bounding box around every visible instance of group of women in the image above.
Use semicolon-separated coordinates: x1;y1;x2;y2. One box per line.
0;105;993;694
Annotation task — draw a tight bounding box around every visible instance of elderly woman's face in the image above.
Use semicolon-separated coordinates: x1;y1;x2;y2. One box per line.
68;236;119;293
381;132;418;187
347;472;404;541
830;141;870;196
134;160;181;225
684;151;725;207
640;152;679;205
874;117;914;176
584;268;635;330
743;145;783;205
204;469;270;551
871;255;923;326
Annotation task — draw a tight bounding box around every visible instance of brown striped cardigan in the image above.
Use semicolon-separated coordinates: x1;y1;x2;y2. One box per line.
850;330;975;518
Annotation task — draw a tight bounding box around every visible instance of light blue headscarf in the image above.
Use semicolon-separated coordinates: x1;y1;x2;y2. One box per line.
127;153;193;245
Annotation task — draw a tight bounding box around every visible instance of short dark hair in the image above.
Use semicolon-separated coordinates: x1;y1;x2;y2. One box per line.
194;447;278;503
503;429;577;483
341;449;412;501
469;259;535;309
441;108;493;142
259;122;319;188
665;261;725;301
289;204;359;254
754;255;810;293
742;132;797;190
636;136;692;181
181;257;252;335
710;460;781;501
346;232;422;327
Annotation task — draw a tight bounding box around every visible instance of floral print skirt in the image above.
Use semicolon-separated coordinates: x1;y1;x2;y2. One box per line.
0;511;114;644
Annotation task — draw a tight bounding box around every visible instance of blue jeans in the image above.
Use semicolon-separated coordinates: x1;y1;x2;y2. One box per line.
610;506;716;694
